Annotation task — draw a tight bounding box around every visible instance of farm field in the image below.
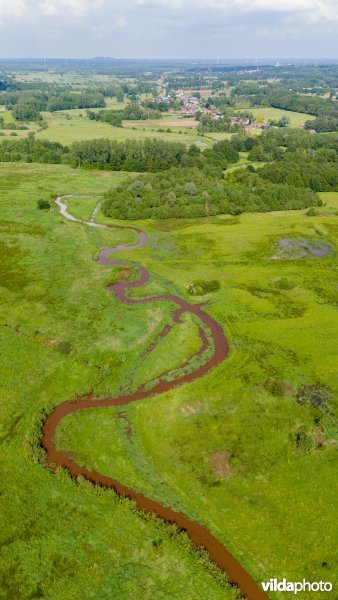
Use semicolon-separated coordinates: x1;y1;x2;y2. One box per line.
249;107;316;127
34;111;211;146
13;71;125;87
0;161;337;599
122;117;198;128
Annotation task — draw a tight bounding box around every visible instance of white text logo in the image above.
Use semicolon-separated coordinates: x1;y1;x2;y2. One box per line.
261;579;333;594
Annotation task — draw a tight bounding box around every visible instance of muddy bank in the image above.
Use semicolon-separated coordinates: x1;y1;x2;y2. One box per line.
42;197;268;600
273;237;334;259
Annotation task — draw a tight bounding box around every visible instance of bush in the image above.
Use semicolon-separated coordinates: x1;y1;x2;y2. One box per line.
263;379;288;397
185;182;197;196
294;426;314;452
56;340;72;355
274;277;295;290
37;199;51;210
187;279;220;295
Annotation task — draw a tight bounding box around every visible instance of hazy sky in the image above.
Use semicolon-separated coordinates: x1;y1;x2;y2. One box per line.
0;0;338;59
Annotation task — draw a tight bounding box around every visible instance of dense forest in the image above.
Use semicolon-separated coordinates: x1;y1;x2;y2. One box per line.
259;155;338;191
101;166;320;220
68;138;239;171
0;134;241;172
1;90;106;120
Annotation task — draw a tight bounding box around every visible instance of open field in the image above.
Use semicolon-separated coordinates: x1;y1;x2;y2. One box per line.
249;107;316;127
0;108;39;139
224;152;267;174
35;112;212;147
123;117;198;128
55;98;128;116
13;71;125;87
1;161;337;599
206;130;262;142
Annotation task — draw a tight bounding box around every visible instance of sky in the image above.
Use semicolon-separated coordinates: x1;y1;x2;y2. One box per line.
0;0;338;59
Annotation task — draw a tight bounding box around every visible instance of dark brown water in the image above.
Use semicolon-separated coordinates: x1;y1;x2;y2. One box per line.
42;200;268;600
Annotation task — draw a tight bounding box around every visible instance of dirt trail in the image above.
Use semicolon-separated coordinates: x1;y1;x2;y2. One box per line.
43;197;268;600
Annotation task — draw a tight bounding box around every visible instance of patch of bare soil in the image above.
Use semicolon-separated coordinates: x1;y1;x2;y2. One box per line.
180;402;200;416
311;427;326;449
210;451;233;479
283;381;295;395
121;268;132;278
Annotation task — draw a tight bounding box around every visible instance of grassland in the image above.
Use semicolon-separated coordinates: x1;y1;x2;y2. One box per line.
0;162;337;599
224;153;266;174
0;162;239;600
58;192;338;598
34;111;212;147
56;98;128;116
0;108;39;139
248;107;316;127
14;71;126;87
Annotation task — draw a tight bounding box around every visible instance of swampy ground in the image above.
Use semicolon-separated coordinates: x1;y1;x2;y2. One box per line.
0;162;337;599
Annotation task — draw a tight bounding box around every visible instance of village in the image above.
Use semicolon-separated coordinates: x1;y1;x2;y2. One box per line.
150;89;274;131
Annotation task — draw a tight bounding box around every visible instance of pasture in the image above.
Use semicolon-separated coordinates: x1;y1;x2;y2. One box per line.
249;107;316;127
35;111;211;147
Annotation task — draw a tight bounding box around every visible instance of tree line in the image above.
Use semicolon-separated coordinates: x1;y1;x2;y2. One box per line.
0;129;336;201
86;103;162;127
0;89;106;121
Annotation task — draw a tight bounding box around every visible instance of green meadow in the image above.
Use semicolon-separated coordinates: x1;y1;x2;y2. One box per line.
0;162;337;599
248;107;316;127
33;111;211;147
0;109;39;139
0;163;238;600
14;71;125;87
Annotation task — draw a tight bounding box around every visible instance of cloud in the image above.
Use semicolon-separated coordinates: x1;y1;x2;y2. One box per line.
0;0;337;57
38;0;103;17
92;17;127;37
137;0;338;22
0;0;28;22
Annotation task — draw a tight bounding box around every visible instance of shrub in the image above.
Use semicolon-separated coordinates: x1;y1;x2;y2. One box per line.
187;279;220;295
294;426;314;452
185;182;197;196
263;379;287;397
37;199;51;210
274;277;295;290
56;340;72;355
